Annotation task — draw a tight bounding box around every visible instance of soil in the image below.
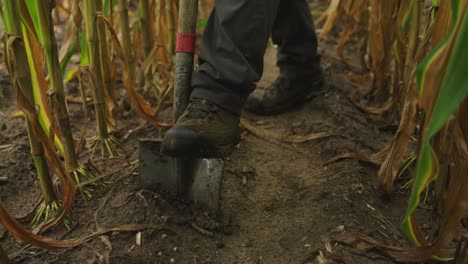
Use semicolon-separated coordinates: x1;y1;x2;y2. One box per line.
1;20;424;264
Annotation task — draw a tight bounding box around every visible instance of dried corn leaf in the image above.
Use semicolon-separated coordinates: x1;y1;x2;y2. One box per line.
337;0;367;63
376;80;419;193
318;0;342;38
98;14;171;128
240;118;334;144
0;200;168;251
324;151;381;166
368;0;398;100
431;0;453;49
333;233;454;262
58;0;81;72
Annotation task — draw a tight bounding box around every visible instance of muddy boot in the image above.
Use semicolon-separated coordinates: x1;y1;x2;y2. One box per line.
244;72;327;115
161;98;241;158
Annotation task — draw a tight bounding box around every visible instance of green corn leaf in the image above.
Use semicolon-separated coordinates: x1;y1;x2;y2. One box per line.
401;0;416;32
2;3;13;33
24;0;43;44
401;0;468;259
80;30;89;66
104;0;118;17
103;0;111;17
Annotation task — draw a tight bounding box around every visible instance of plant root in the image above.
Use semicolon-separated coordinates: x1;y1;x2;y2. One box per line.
53;162;101;201
31;201;62;228
90;135;126;159
74;162;102;200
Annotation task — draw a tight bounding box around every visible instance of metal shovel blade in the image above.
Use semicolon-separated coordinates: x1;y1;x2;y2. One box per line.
138;139;224;213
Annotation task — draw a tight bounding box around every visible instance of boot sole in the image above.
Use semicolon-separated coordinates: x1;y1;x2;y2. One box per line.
161;135;240;159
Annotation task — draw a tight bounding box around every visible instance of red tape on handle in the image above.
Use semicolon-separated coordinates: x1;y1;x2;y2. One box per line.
176;33;196;53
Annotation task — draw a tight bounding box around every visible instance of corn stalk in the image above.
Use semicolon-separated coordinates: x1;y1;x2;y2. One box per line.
0;77;77;236
154;0;167;64
33;0;79;174
118;0;136;82
3;0;55;201
165;0;175;58
139;0;169;97
3;0;61;227
368;0;398;102
83;0;108;140
139;0;154;55
16;2;65;154
376;0;426;194
83;0;123;157
1;0;77;234
96;1;117;130
22;0;99;189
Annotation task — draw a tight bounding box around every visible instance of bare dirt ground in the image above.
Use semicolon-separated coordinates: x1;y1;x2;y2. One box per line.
0;26;421;264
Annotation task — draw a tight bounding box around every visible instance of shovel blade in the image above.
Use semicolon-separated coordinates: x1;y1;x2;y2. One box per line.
190;158;224;212
139;138;180;194
138;138;224;213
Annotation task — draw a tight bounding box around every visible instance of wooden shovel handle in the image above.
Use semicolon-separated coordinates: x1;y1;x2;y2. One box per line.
173;0;199;120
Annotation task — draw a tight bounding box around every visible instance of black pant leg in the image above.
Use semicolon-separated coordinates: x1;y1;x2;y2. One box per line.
272;0;321;79
191;0;281;115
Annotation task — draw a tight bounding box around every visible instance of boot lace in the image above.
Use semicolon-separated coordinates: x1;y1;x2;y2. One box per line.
181;98;219;121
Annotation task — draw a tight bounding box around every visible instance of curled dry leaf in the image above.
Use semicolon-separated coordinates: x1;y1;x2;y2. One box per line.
376;83;419;194
240;118;335;144
0;205;169;251
333;233;455;263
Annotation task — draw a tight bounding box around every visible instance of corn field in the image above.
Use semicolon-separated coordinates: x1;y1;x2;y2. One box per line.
319;0;467;261
0;0;466;262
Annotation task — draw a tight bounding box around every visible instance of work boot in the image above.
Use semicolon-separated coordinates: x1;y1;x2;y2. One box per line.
244;72;327;115
161;98;241;158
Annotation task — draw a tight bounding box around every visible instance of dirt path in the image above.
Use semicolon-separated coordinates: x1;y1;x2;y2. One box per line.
0;45;413;263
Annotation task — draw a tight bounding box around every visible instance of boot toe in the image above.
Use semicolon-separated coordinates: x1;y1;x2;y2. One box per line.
244;90;268;114
161;126;202;156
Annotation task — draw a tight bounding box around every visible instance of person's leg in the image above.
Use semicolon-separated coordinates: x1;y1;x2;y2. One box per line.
273;0;321;78
191;0;281;115
244;0;326;115
162;0;281;158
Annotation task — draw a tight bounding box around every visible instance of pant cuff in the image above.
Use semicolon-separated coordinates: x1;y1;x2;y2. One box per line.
191;86;245;115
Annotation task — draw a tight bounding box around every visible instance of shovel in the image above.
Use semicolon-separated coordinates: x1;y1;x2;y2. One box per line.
138;0;224;214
